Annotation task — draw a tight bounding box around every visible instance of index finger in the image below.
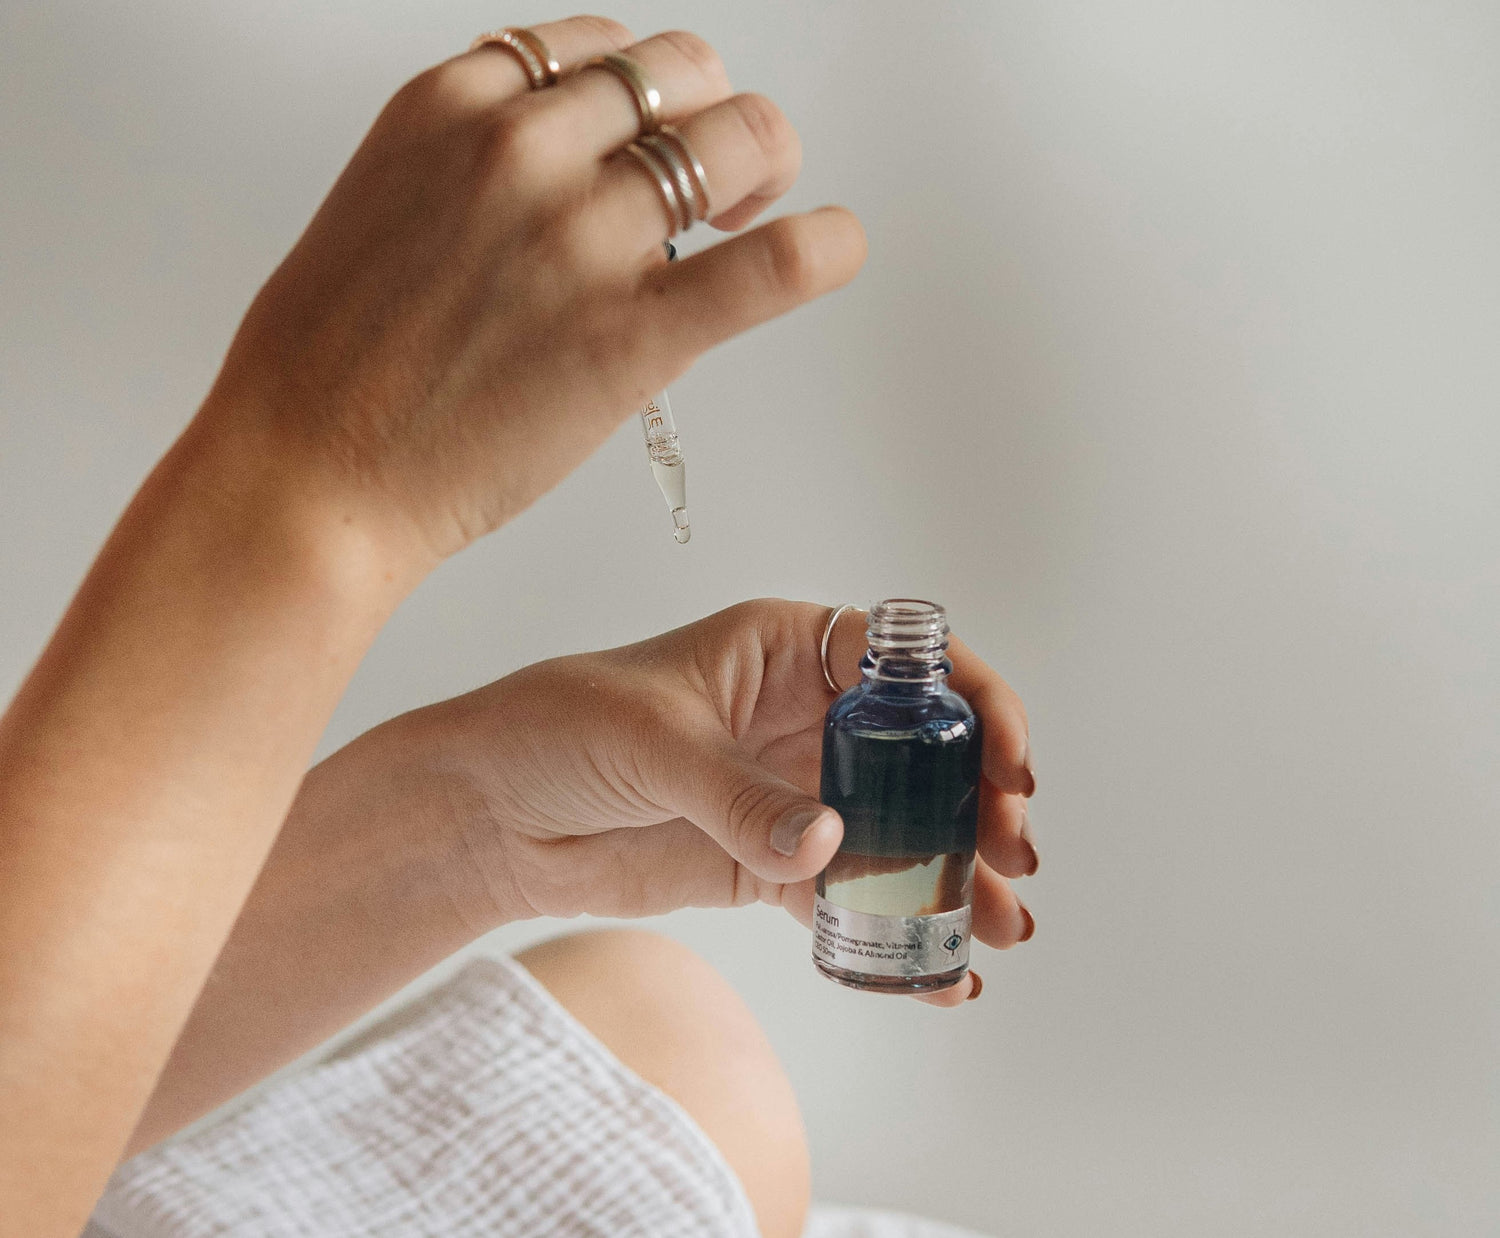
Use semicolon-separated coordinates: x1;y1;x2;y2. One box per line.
643;207;867;370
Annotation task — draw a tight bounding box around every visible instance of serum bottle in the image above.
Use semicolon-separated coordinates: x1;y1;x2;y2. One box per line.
813;600;981;993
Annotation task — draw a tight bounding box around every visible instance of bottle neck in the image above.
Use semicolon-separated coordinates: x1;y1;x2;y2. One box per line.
860;599;951;687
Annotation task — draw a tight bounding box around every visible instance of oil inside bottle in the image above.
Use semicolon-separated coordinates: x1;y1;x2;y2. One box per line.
814;605;982;994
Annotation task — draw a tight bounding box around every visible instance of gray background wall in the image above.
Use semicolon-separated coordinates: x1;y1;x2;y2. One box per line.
3;2;1497;1234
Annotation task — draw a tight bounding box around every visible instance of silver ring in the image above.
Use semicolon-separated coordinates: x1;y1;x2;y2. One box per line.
646;126;711;223
624;141;686;237
820;603;859;694
638;136;699;231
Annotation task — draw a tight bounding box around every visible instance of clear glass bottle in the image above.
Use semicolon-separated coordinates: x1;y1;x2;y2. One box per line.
813;599;981;993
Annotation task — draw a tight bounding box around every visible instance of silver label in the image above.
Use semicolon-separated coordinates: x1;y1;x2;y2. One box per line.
812;897;971;977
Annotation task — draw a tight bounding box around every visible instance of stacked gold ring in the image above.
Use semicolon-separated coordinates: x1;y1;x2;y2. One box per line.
582;53;662;135
625;126;712;237
470;27;560;89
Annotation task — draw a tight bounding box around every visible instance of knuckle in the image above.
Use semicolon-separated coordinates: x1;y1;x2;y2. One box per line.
656;29;729;94
759;218;819;299
729;92;793;162
707;599;780;669
725;597;782;627
394;60;480;119
481;107;552;180
388;64;446;117
574;14;635;48
722;598;794;658
724;778;783;845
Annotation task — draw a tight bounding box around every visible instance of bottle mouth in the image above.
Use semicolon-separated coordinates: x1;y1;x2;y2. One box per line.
864;599;950;678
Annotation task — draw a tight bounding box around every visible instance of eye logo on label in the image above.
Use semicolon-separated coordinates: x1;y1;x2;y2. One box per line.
942;932;964;955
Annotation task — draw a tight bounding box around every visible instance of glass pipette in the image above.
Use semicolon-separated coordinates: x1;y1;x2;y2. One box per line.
639;242;689;544
640;388;689;543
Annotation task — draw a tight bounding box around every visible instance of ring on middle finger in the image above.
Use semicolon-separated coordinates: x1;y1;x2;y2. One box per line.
581;53;662;136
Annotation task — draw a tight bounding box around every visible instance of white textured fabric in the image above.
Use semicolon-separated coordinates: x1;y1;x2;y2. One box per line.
90;956;760;1237
86;954;996;1238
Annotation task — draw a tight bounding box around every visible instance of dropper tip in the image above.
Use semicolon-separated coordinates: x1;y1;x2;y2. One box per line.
671;508;691;544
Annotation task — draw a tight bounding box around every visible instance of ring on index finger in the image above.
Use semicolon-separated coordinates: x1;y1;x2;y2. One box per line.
821;603;858;694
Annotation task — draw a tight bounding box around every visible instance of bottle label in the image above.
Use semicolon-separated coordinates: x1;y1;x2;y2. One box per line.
812;896;971;978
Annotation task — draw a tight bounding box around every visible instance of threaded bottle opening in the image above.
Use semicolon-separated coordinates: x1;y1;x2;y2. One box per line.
864;599;950;679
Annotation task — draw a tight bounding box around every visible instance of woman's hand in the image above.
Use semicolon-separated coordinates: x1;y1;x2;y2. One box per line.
200;15;866;573
126;599;1035;1153
425;599;1037;1004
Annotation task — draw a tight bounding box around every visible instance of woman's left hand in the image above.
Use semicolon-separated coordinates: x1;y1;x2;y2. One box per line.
417;599;1038;1005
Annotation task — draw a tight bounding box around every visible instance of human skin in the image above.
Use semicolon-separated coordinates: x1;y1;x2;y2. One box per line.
124;601;1038;1161
0;15;869;1234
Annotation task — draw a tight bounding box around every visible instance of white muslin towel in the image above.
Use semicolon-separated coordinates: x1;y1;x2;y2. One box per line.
87;954;994;1238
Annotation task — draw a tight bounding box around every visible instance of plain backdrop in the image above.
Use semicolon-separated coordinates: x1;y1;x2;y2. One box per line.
3;2;1498;1234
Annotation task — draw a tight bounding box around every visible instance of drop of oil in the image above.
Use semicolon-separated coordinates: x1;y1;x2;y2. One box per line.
671;508;691;544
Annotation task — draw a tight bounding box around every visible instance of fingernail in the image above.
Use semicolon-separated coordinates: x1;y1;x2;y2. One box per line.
965;972;984;1001
771;807;826;857
1018;904;1035;943
1020;809;1039;876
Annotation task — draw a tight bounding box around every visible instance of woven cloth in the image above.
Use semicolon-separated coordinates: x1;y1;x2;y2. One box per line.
86;953;996;1238
88;955;760;1237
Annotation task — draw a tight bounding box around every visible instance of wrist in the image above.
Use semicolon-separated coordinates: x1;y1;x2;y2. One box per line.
175;393;433;612
362;700;538;933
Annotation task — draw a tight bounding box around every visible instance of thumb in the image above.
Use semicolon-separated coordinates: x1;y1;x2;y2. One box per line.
659;737;843;881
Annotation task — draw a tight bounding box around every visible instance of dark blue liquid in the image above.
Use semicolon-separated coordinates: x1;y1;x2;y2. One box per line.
819;679;982;860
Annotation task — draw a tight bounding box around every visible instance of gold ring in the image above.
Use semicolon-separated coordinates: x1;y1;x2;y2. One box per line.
582;53;662;135
639;128;711;227
470;27;560;89
624;142;686;237
821;604;859;694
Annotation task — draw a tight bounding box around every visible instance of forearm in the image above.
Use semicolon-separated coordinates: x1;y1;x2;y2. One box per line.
0;416;405;1234
124;704;507;1156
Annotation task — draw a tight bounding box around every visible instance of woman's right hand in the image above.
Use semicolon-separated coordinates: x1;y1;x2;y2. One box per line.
194;15;865;575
